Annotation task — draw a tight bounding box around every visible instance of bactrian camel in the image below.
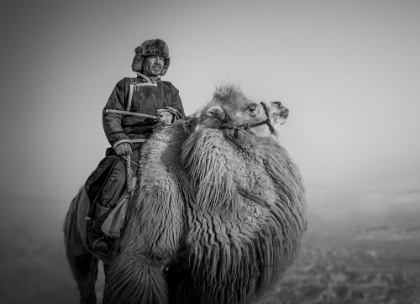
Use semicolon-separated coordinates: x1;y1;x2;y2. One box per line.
63;85;306;304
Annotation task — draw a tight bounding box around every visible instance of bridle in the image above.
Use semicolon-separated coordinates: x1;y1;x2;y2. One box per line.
220;102;276;138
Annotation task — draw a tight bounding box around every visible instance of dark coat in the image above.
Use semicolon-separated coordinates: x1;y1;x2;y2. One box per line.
86;76;184;205
103;76;185;149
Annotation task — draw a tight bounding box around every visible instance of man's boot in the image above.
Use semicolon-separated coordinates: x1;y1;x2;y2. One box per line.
88;204;112;253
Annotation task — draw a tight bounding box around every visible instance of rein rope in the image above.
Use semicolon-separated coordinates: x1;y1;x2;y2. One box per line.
220;102;276;138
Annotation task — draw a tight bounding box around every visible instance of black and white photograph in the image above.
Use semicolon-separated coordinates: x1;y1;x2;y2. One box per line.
1;1;419;303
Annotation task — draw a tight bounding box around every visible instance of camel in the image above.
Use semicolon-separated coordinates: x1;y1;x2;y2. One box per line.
177;86;306;303
63;85;306;304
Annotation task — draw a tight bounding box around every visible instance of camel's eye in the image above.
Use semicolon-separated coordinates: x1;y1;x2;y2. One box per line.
247;104;257;113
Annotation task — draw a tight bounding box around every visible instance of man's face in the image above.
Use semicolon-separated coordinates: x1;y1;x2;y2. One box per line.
142;56;164;77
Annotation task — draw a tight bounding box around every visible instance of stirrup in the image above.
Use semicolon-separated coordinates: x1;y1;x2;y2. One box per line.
91;236;111;253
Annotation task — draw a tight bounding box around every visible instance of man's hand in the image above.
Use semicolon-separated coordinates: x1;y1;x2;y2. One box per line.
114;143;132;156
157;109;174;124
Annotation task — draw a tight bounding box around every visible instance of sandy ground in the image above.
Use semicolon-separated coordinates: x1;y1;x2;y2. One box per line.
0;187;419;304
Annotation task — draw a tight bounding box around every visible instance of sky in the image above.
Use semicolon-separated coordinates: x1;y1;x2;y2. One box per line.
0;0;419;201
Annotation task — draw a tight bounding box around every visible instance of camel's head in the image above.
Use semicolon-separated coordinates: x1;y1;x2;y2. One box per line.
194;85;289;141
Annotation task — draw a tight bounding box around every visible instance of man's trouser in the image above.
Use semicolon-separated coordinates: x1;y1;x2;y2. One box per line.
87;144;143;244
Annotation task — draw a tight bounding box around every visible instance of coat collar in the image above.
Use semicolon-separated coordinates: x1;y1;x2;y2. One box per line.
136;72;161;84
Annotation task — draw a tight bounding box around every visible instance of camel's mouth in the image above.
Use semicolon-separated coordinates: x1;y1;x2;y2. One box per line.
273;108;289;125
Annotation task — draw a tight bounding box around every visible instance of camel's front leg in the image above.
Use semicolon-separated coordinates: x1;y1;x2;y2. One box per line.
103;252;168;304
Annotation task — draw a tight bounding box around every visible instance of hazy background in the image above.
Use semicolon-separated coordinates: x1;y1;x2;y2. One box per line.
1;0;419;303
1;0;419;200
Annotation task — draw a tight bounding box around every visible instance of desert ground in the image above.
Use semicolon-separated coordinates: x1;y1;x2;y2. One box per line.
1;187;419;304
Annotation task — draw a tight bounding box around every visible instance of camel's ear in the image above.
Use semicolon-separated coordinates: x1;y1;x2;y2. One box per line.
206;106;226;122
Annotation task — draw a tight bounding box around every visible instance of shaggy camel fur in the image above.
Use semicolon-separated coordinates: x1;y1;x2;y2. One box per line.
101;122;193;304
64;85;305;304
181;128;306;304
178;86;306;303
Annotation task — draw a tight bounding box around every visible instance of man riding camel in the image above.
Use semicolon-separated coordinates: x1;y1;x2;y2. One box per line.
85;39;185;254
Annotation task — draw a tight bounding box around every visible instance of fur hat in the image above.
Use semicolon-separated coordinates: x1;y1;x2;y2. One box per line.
131;39;170;76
